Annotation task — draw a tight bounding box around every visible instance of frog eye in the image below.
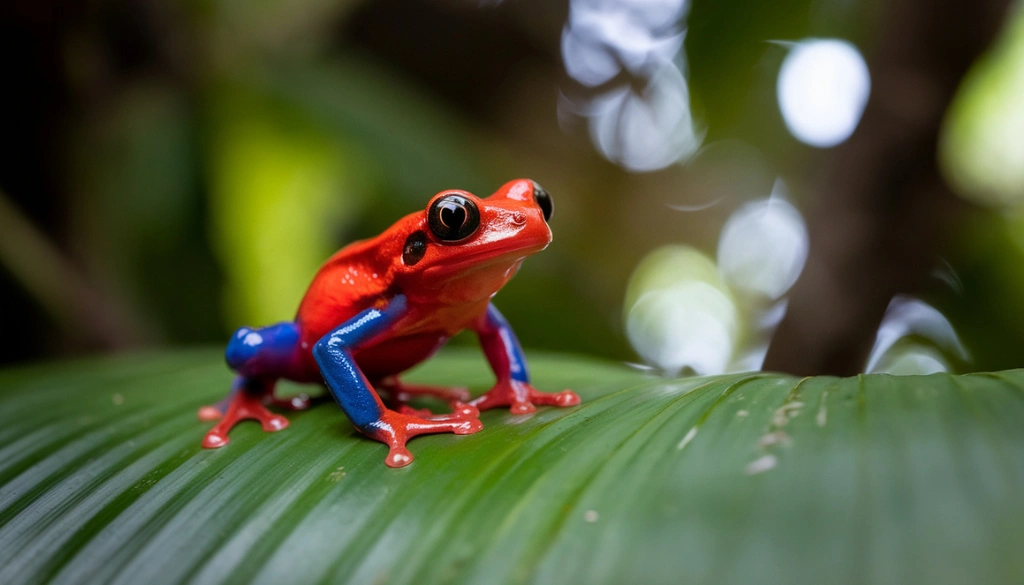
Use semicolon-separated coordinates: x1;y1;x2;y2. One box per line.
428;194;480;242
532;181;553;222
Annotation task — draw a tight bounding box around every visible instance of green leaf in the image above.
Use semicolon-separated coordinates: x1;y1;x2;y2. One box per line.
1;351;1023;585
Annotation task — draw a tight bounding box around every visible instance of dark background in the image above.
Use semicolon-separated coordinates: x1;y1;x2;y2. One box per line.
2;0;1022;376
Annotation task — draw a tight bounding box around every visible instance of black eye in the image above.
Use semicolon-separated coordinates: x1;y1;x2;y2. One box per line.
402;231;427;266
532;181;553;222
428;194;480;242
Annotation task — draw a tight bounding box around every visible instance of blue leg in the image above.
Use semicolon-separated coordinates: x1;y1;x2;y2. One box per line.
470;304;580;414
225;321;302;378
199;322;309;449
313;295;482;468
223;321;311;408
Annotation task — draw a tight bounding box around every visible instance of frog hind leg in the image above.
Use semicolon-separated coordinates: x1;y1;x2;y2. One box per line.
376;376;477;419
201;376;290;448
199;322;309;448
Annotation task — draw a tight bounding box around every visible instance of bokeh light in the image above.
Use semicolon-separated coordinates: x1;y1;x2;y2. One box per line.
624;246;739;376
588;63;699;171
864;295;969;374
561;0;700;171
876;344;951;376
942;7;1024;208
777;39;871;148
717;182;808;300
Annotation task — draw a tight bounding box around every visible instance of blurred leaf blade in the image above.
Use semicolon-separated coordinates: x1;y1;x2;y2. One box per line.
206;80;360;327
1;351;1024;585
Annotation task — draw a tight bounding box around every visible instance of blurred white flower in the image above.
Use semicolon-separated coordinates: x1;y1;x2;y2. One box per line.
565;0;688;79
589;62;700;172
561;0;699;171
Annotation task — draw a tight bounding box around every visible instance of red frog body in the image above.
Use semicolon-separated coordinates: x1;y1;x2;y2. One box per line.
199;179;579;467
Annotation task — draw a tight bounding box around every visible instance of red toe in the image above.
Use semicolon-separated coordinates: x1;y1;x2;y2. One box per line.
197;406;223;421
386;448;414;468
453;418;484;434
202;431;229;449
553;390;581;407
262;415;289;432
510;401;537;415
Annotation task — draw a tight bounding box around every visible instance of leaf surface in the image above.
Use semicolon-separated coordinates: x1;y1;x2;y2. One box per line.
1;350;1023;585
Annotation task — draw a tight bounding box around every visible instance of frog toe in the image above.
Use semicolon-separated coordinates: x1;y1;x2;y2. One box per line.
197;405;223;421
202;429;230;449
536;389;580;408
453;417;483;435
509;401;537;415
261;414;289;432
386;447;414;468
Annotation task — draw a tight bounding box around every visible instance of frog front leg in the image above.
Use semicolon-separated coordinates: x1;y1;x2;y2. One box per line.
314;295;483;468
469;304;580;414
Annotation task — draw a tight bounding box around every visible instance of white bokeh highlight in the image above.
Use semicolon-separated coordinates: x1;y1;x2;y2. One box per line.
561;0;700;171
878;347;950;376
864;295;969;374
626;282;739;376
717;183;809;300
777;39;871;148
589;63;700;171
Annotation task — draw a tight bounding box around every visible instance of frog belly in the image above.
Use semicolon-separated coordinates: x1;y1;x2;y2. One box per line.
353;333;450;380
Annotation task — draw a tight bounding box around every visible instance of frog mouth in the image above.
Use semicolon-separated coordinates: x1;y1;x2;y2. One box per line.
451;241;547;269
422;237;549;277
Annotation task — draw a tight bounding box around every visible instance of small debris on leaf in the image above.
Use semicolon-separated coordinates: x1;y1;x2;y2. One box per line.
746;454;778;475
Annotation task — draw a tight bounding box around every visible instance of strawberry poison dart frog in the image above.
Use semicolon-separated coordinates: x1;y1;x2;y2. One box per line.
198;179;580;467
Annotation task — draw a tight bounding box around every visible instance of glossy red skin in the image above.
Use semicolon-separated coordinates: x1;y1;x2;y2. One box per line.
291;178;551;384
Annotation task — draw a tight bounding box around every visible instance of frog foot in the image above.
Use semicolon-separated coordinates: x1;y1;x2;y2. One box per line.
378;377;472;405
470;380;580;415
363;409;483;468
198;393;308;420
397;401;479;420
201;391;289;448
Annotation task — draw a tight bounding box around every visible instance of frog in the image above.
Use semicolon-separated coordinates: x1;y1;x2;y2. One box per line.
198;179;580;467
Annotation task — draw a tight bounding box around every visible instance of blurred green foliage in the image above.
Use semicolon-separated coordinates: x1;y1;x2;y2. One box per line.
943;5;1024;208
207;81;355;326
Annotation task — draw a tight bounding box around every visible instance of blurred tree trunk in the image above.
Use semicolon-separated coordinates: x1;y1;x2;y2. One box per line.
763;0;1012;376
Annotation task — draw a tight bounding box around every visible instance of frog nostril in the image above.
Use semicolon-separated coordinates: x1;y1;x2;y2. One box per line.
512;211;526;225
